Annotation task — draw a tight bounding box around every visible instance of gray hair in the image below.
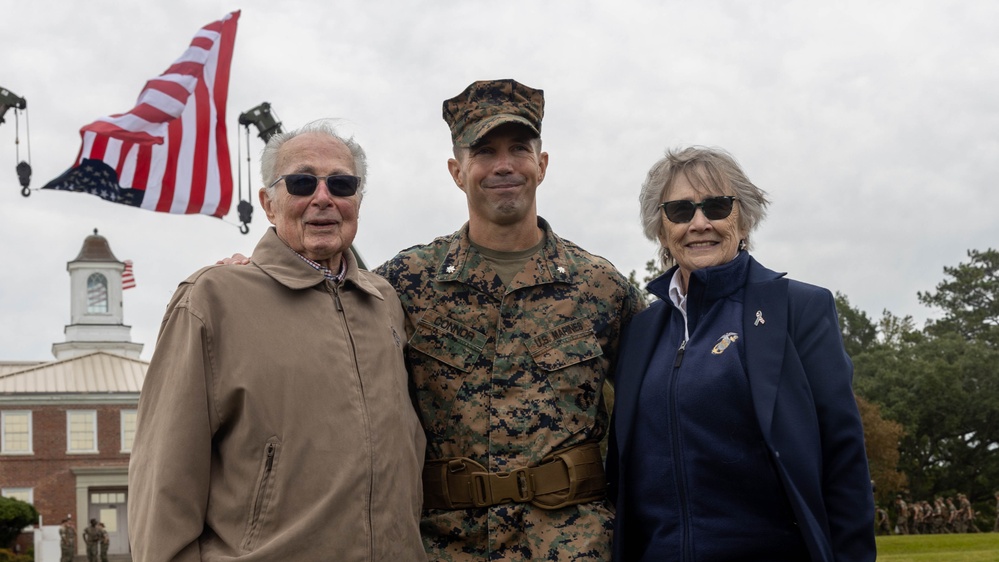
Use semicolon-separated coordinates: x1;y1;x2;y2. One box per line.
639;146;770;269
260;119;368;201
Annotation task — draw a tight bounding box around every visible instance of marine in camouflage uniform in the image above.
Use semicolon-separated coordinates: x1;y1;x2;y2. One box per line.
83;518;100;562
931;497;945;533
957;493;975;533
59;518;75;562
375;79;643;560
98;522;109;562
894;496;909;535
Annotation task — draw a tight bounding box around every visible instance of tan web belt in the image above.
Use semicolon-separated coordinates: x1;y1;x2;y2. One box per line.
422;441;606;510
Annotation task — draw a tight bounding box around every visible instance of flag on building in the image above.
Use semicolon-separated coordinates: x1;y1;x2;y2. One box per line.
122;260;136;290
42;11;240;218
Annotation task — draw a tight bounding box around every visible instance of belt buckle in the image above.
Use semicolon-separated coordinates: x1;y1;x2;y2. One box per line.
470;467;534;507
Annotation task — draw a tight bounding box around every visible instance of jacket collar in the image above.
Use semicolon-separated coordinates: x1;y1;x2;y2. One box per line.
251;228;383;299
433;217;574;292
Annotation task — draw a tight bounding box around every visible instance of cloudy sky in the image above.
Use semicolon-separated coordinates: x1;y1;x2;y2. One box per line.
1;0;996;362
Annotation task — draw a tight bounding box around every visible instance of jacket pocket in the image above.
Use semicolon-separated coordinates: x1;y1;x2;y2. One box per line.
526;319;604;434
240;438;280;553
408;309;487;435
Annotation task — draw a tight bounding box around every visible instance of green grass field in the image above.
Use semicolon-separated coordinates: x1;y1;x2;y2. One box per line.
876;533;999;561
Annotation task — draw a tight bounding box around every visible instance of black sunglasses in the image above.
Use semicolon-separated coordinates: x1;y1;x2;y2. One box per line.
269;174;360;197
660;196;738;223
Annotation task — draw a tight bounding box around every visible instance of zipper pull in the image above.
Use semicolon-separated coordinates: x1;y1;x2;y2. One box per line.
332;284;343;311
674;339;687;368
265;443;275;470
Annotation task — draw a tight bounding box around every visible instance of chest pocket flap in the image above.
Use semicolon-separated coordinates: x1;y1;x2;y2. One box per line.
526;319;603;370
410;309;487;372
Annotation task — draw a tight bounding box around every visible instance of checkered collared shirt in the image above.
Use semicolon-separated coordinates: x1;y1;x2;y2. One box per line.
295;252;346;283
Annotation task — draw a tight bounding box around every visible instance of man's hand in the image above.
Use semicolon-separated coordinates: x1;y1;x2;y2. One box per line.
217;253;251;265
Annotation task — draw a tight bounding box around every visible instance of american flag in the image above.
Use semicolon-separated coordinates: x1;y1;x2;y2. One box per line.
43;11;240;218
122;260;136;290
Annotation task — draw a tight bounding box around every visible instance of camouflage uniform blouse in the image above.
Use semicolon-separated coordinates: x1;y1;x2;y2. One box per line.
375;218;643;561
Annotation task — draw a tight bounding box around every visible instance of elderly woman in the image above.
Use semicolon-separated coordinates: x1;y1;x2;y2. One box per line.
607;147;875;561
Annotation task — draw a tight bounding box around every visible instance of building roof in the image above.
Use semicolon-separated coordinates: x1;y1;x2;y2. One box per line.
72;228;122;263
0;361;45;376
0;351;147;394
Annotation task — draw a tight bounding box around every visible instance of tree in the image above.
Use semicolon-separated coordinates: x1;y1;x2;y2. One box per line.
0;496;37;550
834;292;878;359
627;259;666;305
848;250;999;504
852;309;999;503
856;395;907;506
919;248;999;346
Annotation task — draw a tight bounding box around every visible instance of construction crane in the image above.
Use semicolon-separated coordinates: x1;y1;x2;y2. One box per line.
0;85;31;196
237;102;366;268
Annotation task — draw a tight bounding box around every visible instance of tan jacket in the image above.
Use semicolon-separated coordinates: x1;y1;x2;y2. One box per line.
128;228;426;561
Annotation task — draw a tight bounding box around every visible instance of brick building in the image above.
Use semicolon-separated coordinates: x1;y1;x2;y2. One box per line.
0;230;146;557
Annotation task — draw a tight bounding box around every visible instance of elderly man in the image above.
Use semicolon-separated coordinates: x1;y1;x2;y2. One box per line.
128;121;426;561
374;79;643;560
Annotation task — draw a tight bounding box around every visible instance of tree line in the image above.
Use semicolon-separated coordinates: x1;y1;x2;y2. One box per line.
839;248;999;527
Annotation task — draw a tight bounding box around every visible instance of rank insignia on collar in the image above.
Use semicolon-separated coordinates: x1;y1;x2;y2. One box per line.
712;332;739;355
446;265;456;274
557;266;566;274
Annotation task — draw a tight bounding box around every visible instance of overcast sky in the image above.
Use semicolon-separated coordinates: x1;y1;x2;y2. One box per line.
2;0;996;362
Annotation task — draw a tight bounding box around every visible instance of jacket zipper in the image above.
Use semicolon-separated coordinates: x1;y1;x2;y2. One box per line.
328;279;374;557
243;442;276;552
253;444;275;522
332;283;343;311
669;339;693;560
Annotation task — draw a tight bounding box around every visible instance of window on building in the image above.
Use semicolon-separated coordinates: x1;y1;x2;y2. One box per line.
91;491;126;505
1;411;32;454
87;273;109;313
2;488;33;504
67;410;98;453
121;410;137;452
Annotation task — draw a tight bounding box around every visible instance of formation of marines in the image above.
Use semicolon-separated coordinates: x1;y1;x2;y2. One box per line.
881;493;980;535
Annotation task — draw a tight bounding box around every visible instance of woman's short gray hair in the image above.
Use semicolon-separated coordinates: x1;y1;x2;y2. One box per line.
260;119;368;201
639;146;770;268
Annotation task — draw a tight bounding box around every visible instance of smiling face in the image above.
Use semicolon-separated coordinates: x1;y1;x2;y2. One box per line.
259;132;359;268
659;169;745;291
448;123;548;232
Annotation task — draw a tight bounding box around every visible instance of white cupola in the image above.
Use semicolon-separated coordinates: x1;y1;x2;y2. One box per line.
52;229;144;360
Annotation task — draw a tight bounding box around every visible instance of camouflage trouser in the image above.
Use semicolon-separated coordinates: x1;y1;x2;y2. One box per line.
421;501;614;561
86;541;99;562
60;546;74;562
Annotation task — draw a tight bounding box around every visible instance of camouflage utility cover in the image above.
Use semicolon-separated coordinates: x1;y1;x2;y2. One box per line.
375;217;643;560
443;78;545;148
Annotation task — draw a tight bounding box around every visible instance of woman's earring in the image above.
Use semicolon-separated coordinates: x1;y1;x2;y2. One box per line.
739;239;747;251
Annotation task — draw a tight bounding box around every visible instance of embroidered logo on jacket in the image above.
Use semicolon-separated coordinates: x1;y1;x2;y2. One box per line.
711;332;739;355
